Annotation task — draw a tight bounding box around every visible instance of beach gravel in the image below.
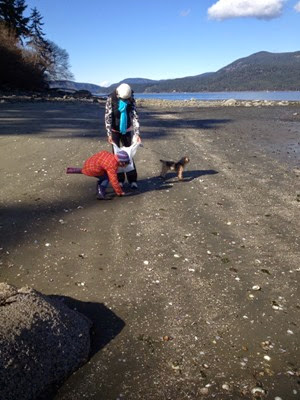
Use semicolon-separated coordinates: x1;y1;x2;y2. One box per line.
0;99;299;399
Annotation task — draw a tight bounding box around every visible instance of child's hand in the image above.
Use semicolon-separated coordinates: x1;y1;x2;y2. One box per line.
107;135;113;144
134;135;143;146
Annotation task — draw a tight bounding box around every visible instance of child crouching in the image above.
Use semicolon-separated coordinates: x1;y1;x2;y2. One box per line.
67;150;130;200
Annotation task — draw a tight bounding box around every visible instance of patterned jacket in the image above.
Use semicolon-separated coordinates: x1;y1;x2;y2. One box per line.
105;91;140;136
82;151;123;195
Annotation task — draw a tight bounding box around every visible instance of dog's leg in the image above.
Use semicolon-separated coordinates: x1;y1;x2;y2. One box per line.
177;165;184;180
160;164;168;179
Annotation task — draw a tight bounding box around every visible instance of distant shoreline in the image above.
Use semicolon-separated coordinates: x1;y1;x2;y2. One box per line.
136;98;300;108
133;90;300;102
1;91;300;108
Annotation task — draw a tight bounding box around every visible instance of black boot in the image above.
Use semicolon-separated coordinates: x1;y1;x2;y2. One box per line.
97;183;106;200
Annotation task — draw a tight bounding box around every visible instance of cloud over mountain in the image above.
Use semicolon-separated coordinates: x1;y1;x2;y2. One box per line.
208;0;286;20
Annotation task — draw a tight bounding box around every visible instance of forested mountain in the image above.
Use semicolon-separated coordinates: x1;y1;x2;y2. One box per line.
49;78;160;94
51;51;300;94
128;51;300;92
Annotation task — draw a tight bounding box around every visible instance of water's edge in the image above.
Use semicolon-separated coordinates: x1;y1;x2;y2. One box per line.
135;91;300;102
97;91;300;102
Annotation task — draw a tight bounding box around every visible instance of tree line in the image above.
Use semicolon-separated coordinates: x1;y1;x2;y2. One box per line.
0;0;73;90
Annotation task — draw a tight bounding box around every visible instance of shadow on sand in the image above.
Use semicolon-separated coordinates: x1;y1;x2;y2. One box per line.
38;296;125;400
50;295;125;357
105;169;219;198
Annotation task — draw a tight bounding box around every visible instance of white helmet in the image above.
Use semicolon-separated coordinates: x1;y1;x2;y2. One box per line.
116;83;132;99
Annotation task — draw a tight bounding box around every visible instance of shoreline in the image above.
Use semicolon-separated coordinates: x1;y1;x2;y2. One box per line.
136;98;300;108
1;91;300;108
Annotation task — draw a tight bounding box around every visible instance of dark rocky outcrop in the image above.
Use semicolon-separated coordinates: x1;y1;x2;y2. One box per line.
0;283;92;400
73;89;92;98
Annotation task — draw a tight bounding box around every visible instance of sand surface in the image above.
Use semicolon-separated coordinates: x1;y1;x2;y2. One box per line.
0;100;300;399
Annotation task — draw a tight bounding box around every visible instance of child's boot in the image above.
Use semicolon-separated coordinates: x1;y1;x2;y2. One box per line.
97;183;106;200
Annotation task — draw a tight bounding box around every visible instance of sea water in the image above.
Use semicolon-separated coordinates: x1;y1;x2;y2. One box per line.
133;91;300;101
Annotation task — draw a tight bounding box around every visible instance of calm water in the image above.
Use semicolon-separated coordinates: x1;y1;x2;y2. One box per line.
132;91;300;101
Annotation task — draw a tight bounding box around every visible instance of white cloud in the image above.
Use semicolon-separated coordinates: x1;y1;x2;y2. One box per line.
207;0;286;20
295;1;300;12
180;9;191;17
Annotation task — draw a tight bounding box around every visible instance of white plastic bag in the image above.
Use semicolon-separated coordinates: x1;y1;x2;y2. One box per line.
113;136;142;173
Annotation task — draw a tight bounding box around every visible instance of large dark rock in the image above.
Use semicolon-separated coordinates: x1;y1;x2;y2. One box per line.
0;283;92;400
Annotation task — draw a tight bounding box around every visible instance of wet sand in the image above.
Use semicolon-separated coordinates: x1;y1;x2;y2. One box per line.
0;100;300;399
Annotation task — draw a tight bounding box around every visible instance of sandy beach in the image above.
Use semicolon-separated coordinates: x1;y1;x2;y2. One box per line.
0;99;299;399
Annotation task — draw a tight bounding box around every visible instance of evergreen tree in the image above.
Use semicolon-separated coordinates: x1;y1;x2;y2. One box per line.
28;7;44;40
27;7;51;73
26;9;74;82
0;0;29;38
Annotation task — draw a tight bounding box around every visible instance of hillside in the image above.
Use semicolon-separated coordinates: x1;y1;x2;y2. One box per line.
51;51;300;94
141;51;300;92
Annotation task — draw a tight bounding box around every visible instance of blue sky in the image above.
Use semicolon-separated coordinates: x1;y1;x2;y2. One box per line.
25;0;300;87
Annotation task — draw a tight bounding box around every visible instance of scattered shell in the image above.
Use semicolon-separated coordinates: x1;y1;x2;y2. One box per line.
45;243;51;247
264;355;271;361
287;370;295;376
143;260;149;265
272;301;283;310
222;384;230;391
251;387;265;396
287;329;294;335
261;341;273;351
252;285;261;291
75;282;85;287
272;305;279;310
199;388;209;395
162;335;173;341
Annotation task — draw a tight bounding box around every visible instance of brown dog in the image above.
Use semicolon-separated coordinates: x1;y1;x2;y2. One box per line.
160;156;190;180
